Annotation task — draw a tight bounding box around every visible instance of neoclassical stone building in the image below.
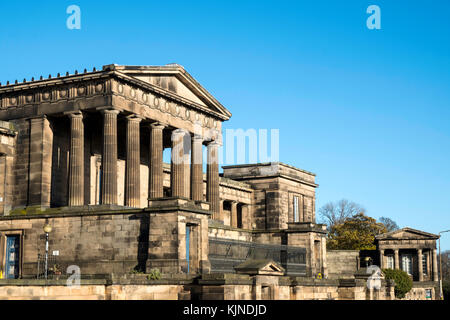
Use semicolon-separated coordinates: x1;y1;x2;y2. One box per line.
0;64;439;300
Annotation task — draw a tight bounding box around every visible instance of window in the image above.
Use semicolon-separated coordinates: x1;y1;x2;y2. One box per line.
402;255;412;275
293;196;299;222
422;254;428;275
386;255;394;269
3;234;21;279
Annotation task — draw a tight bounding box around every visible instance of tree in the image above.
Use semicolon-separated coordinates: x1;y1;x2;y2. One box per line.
327;213;388;250
378;217;399;232
319;199;366;230
383;269;413;299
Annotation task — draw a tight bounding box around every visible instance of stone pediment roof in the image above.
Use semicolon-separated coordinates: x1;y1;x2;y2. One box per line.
376;227;439;241
109;64;231;120
234;259;285;276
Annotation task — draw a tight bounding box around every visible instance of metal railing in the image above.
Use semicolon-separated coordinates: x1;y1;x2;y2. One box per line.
208;238;307;276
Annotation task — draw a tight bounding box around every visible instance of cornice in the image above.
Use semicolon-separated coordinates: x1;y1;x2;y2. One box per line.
0;68;230;123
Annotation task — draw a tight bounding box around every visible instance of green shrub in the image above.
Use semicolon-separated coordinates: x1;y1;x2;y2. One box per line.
443;280;450;300
382;268;413;299
147;268;161;280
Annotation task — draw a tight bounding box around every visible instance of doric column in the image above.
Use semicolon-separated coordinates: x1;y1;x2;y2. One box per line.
207;141;220;218
68;112;84;206
432;249;439;281
125;115;142;208
101;109;119;205
191;135;203;201
394;249;399;270
418;249;423;282
171;129;189;198
149;123;165;199
379;249;385;269
230;201;238;228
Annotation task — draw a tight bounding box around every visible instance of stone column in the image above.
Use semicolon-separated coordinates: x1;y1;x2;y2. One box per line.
433;249;439;282
206;141;220;218
230;201;238;228
219;199;224;222
418;249;423;282
191;135;203;201
379;249;384;269
101;109;119;205
394;249;399;270
125;115;142;208
28;116;53;207
321;237;328;278
68;112;84;206
171;129;188;198
149;123;165;199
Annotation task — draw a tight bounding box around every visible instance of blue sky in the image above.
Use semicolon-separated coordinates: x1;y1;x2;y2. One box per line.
0;1;449;250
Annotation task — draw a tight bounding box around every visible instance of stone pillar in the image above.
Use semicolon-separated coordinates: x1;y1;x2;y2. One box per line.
379;249;384;269
207;141;220;218
28;116;53;207
321;236;328;278
191;135;203;201
68;112;84;206
433;249;439;282
101;109;119;205
418;249;423;282
125;115;142;208
394;249;399;270
219;199;224;222
149;123;165;199
230;201;238;228
171;129;189;198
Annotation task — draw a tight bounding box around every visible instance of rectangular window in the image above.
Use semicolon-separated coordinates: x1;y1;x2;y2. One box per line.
293;196;299;222
386;255;394;269
5;235;20;279
422;254;428;275
402;254;412;275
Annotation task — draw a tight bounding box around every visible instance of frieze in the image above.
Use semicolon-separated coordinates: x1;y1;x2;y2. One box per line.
112;79;218;129
0;78;109;110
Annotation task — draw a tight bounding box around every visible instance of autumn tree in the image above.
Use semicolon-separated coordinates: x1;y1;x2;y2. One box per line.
327;213;387;250
319;199;366;230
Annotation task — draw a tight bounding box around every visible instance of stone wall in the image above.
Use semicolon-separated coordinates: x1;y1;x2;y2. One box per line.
326;250;360;279
0;273;404;300
0;200;211;277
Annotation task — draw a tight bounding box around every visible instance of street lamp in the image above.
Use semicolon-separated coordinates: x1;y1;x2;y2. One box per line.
43;223;52;280
439;229;450;300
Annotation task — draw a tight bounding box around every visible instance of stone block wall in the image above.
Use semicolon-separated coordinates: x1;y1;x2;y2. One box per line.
326;250;360;279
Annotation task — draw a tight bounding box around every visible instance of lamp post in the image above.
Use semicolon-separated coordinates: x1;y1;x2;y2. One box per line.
43;223;52;280
438;229;450;300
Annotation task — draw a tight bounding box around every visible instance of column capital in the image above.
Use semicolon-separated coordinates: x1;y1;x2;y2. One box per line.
100;108;120;115
149;122;166;130
65;111;83;119
192;134;204;142
126;114;143;122
172;128;189;137
207;139;222;147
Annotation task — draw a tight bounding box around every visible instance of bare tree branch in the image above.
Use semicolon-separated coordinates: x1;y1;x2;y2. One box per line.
319;199;365;230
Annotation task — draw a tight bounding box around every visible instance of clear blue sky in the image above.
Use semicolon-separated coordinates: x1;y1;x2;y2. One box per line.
0;1;449;250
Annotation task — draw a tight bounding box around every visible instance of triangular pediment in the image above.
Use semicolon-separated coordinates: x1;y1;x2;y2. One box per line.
234;259;285;276
108;64;231;120
376;227;439;240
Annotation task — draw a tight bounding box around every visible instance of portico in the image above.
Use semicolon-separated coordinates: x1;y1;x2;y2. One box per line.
376;228;440;282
